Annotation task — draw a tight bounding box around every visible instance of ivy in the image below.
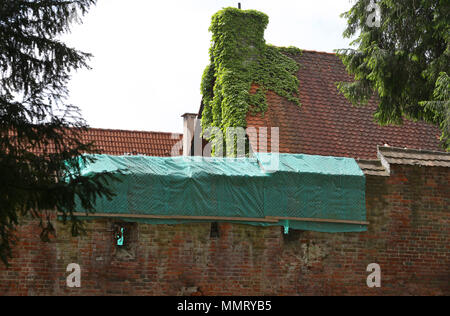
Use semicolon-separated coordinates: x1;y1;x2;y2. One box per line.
200;8;301;155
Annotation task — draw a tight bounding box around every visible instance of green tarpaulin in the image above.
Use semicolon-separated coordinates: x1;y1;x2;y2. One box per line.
66;153;367;233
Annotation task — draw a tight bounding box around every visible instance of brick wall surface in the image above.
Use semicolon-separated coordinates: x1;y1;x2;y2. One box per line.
0;164;448;296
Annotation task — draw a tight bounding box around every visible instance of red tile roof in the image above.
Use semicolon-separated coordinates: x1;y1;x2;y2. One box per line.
82;128;183;156
246;50;443;160
6;128;183;157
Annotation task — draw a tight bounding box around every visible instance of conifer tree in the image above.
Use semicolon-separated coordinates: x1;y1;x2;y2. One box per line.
338;0;449;149
0;0;116;265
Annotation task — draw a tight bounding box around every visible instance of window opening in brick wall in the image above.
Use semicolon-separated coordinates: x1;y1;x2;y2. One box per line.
282;227;304;243
112;222;138;261
210;222;220;238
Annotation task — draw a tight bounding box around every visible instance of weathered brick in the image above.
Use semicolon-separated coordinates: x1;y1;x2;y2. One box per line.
0;164;448;295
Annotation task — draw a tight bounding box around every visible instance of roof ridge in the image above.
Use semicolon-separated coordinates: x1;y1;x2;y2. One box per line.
85;127;182;136
378;145;449;156
301;49;337;56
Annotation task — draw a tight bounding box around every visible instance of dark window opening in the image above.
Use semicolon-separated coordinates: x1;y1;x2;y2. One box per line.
210;222;220;238
282;227;303;243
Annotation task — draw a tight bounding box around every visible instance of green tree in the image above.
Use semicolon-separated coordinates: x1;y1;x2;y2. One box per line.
338;0;449;149
0;0;116;266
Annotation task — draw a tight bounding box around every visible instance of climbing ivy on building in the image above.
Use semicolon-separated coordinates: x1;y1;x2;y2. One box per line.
200;8;301;155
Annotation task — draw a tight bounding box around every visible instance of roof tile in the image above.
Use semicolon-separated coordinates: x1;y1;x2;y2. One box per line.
246;50;443;159
13;128;183;157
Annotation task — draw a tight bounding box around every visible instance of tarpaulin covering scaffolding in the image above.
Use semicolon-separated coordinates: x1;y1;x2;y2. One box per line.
65;153;367;233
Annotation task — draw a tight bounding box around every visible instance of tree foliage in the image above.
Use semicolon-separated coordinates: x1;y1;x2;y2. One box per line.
0;0;117;266
200;8;301;156
338;0;449;149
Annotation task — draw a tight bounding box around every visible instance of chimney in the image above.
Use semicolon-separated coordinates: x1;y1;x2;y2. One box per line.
182;113;198;156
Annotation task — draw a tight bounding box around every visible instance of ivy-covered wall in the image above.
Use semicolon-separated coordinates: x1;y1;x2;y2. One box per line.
200;8;302;155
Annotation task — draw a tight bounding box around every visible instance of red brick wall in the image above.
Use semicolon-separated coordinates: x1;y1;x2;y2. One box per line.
0;164;448;295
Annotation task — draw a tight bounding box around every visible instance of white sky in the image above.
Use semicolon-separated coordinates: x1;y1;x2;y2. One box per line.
65;0;356;134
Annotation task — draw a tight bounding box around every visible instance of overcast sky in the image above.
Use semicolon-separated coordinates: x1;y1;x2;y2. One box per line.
65;0;356;134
